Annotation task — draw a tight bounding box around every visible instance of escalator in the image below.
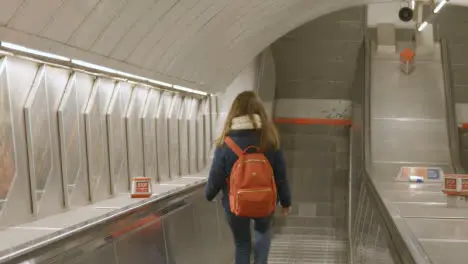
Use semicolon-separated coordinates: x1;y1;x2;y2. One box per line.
270;122;349;263
3;35;466;264
369;44;452;177
0;38;385;264
350;37;467;264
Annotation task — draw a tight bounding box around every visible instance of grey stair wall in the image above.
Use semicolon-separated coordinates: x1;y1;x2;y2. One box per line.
275;124;350;232
367;27;415;51
269;6;366;264
272;7;365;101
432;5;468;171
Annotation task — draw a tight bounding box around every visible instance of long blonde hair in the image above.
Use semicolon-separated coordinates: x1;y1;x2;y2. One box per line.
216;91;280;150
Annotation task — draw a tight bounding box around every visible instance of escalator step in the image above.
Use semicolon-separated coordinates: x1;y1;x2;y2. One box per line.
269;234;347;264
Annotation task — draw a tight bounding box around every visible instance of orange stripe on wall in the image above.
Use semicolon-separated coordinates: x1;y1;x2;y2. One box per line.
274;118;352;126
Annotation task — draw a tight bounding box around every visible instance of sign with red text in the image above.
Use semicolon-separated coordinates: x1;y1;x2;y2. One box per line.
131;177;152;198
443;174;468;196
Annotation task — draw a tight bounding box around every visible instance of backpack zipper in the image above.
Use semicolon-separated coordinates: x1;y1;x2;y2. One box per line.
241;159;267;163
235;159;267;170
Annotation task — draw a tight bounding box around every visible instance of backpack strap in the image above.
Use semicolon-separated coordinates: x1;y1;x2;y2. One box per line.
224;137;243;157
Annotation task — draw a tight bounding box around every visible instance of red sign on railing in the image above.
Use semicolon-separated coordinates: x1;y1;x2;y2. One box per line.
443;174;468;196
400;48;415;74
131;177;152;198
400;48;415;63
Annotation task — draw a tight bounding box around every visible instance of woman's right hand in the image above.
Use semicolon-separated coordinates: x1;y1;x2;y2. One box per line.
281;207;291;216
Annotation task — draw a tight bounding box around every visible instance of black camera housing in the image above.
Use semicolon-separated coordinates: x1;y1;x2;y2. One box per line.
399;7;414;22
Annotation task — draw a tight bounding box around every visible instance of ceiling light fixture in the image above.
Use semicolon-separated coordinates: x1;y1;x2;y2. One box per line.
0;41;208;96
71;60;206;95
148;79;172;88
71;59;118;74
434;0;447;13
417;21;428;31
1;42;70;61
173;85;207;96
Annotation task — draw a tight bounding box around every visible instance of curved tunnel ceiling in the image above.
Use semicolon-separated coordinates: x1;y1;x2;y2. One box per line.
1;0;467;93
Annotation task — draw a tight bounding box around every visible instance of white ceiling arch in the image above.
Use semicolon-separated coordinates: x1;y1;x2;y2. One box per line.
0;0;466;93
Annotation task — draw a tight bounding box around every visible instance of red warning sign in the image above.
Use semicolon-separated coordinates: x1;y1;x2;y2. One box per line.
136;181;149;193
445;178;457;191
443;174;468;196
131;177;152;198
462;179;468;193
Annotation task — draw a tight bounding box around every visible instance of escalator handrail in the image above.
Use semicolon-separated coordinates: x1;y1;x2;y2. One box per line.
0;180;207;263
360;37;434;264
440;38;465;174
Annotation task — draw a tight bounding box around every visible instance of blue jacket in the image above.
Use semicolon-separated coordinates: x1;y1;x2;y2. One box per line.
205;129;292;212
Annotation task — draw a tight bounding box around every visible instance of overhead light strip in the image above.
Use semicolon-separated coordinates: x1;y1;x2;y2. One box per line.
71;59;116;74
71;60;206;95
418;21;428;31
417;0;449;32
148;79;173;88
1;42;70;61
0;41;207;96
434;0;447;13
173;85;207;95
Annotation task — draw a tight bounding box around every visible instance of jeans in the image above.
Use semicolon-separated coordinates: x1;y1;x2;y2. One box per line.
226;211;273;264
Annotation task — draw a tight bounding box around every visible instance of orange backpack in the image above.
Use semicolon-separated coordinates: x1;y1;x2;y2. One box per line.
225;137;277;218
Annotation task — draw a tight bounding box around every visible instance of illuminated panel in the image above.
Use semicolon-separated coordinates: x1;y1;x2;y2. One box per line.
25;65;70;216
168;95;183;178
142;89;161;182
126;86;148;179
85;78;115;202
0;57;39;225
202;97;212;163
156;92;173;182
107;82;132;193
178;97;192;176
24;68;53;205
58;75;82;199
197;99;207;170
0;59;15;212
187;99;200;174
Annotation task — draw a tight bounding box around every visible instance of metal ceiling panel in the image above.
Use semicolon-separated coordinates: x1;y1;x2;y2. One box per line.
0;0;468;94
90;0;155;56
7;0;64;34
40;0;101;42
67;0;127;50
0;0;24;26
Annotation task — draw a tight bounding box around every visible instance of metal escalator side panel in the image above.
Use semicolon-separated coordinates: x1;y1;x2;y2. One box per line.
156;92;173;183
125;86;148;180
24;65;71;217
0;57;40;226
107;82;132;193
84;78;115;203
141;89;161;183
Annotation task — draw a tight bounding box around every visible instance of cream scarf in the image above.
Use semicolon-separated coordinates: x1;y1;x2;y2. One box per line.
231;114;262;130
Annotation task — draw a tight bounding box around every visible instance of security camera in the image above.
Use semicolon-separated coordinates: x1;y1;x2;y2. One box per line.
398;7;414;22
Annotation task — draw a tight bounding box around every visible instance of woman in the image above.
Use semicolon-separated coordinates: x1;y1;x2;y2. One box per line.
205;91;292;264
